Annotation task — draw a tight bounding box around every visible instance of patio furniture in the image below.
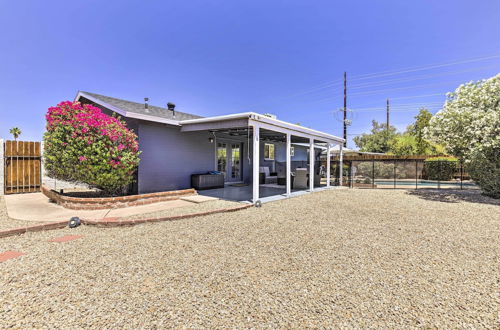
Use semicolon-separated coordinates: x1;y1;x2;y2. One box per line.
259;172;265;184
191;173;224;190
293;168;308;189
314;173;322;187
277;174;294;186
259;167;278;184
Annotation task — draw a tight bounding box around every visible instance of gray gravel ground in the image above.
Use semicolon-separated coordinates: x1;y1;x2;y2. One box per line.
0;189;498;328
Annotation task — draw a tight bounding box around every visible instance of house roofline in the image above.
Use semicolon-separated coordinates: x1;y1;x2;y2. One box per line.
74;91;182;126
73;92;344;143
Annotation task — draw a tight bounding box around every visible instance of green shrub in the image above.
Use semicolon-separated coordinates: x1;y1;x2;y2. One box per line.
43;101;141;195
423;156;458;181
467;147;500;198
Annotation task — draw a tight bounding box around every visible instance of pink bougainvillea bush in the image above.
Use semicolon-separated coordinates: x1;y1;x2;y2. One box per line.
43;101;140;195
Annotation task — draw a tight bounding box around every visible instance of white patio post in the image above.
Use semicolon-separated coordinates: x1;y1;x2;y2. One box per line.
286;133;291;197
309;138;314;192
339;143;343;187
252;124;260;203
326;144;331;187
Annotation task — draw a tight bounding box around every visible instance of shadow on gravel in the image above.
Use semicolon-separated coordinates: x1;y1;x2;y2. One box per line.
406;189;500;206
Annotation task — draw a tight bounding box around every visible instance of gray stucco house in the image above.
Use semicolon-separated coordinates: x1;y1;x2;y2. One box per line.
76;91;345;203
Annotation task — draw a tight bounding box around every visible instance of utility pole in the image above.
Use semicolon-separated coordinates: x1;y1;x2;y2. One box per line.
343;72;347;147
386;98;390;132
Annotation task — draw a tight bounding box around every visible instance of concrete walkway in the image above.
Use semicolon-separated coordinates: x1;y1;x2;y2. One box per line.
4;193;213;222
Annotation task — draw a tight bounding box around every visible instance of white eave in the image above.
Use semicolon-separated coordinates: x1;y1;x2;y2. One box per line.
181;112;345;144
75;91;181;126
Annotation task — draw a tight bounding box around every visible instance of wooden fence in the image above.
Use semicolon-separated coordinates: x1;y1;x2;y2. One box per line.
4;140;41;194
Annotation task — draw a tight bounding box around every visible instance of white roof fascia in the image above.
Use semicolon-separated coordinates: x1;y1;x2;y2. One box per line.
180;112;345;144
292;142;328;150
180;112;255;125
75;91;181;126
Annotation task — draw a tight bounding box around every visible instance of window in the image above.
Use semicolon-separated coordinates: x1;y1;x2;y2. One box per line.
264;143;275;160
290;146;295;157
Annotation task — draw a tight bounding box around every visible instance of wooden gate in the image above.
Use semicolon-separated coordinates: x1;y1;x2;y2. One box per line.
4;140;41;194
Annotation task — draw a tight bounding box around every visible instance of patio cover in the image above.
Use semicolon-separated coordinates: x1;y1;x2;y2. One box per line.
180;113;345;203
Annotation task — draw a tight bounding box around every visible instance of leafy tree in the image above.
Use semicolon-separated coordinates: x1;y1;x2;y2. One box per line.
9;127;21;141
426;73;500;198
406;108;435;154
389;134;418;156
353;120;399;153
43;101;141;195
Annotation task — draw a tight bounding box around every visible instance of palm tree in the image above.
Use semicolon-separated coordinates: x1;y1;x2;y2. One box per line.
9;127;21;141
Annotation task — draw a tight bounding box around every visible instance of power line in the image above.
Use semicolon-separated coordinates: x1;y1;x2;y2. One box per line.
348;80;467;97
237;53;500;111
349;54;500;81
347;64;500;90
391;93;444;100
238;79;343;111
350;102;443;111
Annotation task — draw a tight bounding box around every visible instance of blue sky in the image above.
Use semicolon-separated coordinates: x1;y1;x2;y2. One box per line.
1;0;499;147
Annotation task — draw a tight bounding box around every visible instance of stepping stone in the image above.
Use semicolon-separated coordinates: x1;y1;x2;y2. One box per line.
0;251;25;262
181;195;219;203
49;235;83;243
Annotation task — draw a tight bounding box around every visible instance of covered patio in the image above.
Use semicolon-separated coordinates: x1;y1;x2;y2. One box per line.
180;113;345;203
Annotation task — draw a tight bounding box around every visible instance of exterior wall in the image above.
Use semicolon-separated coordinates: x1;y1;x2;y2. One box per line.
137;122;216;193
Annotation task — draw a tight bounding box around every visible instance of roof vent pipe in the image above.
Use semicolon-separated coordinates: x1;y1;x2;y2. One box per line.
167;102;176;118
144;97;149;113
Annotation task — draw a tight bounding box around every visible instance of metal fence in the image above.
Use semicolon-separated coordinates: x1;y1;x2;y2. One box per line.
328;158;478;190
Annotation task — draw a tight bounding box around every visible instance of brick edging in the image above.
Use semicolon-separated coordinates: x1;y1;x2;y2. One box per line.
41;185;197;210
0;204;253;238
82;204;253;227
0;221;68;239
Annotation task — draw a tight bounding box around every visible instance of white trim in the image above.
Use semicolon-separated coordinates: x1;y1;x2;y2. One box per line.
253;113;343;143
181;112;254;124
75;91;181;126
182;112;344;144
286;133;291;197
326;144;331;187
309;138;314;192
252;123;260;203
339;144;344;187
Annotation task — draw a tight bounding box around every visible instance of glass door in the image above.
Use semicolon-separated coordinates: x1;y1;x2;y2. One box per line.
229;143;241;182
217;141;242;182
217;143;227;179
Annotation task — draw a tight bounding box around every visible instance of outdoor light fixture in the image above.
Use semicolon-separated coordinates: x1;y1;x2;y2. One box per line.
69;217;81;228
208;137;214;143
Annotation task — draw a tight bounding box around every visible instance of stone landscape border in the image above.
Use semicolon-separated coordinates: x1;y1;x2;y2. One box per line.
41;185;197;210
0;204;253;239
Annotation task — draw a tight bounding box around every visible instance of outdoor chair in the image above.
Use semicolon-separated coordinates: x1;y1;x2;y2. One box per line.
259;166;278;184
293;168;308;189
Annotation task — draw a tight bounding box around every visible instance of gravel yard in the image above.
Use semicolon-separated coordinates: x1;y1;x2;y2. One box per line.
0;189;498;328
